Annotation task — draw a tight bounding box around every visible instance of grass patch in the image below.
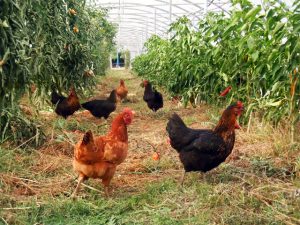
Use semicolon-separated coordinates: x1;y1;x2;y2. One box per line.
1;69;300;225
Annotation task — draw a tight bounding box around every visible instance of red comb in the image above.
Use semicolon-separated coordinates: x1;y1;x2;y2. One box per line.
123;107;132;113
123;107;135;115
237;101;243;107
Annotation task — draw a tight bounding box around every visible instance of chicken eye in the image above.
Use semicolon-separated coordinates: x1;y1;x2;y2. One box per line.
233;108;239;115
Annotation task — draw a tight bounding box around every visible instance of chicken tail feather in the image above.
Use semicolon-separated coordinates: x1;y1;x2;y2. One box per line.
51;91;64;105
166;113;189;152
108;90;117;103
81;102;90;110
82;130;93;145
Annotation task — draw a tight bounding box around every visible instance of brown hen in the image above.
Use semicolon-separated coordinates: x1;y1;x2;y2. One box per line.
115;79;128;102
71;108;134;197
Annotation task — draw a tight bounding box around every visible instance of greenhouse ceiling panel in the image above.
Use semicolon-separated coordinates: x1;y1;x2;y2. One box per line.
88;0;233;57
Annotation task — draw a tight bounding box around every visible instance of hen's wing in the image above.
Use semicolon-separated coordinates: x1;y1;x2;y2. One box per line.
182;130;226;155
107;90;117;103
143;88;155;102
154;90;163;108
101;101;116;118
166;113;200;151
82;100;115;118
81;100;105;113
167;113;225;154
74;132;104;164
81;100;97;110
179;130;230;173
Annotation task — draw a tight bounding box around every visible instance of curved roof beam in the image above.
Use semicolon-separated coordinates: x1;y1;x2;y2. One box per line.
154;0;201;19
93;2;179;19
119;29;166;37
111;20;168;32
109;15;170;27
107;7;171;21
208;0;231;14
117;26;165;35
101;0;203;20
117;25;166;33
183;0;206;11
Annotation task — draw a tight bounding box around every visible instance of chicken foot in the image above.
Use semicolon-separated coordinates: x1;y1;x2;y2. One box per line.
180;171;207;187
199;172;206;182
102;178;113;197
104;186;110;197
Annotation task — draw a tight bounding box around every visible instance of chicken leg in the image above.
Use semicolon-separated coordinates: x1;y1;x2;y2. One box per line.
201;172;206;182
102;166;116;197
71;174;85;199
180;170;186;186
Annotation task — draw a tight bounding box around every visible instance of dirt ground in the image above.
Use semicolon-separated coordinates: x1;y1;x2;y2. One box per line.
1;69;300;225
1;69;298;198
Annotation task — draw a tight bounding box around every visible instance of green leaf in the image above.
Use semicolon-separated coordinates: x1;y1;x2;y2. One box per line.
251;51;259;62
247;36;256;50
273;22;285;34
265;100;283;107
240;23;248;31
0;20;10;28
220;72;229;83
1;48;10;62
245;6;262;20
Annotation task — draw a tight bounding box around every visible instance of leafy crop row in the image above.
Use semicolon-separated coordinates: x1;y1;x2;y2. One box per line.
132;0;300;140
0;0;116;144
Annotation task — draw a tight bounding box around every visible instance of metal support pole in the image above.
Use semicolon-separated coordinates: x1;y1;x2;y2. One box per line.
116;51;119;67
116;0;120;67
139;35;142;54
168;0;172;39
146;17;149;40
154;8;157;35
169;0;172;23
124;51;126;69
204;0;208;14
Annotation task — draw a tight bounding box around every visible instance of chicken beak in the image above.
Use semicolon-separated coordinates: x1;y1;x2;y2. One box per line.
238;106;244;116
166;137;171;145
234;121;241;129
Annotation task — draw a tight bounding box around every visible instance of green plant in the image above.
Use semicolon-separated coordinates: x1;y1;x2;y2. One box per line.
132;0;300;141
0;0;116;144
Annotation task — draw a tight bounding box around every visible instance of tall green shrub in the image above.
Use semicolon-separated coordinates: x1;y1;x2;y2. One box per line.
132;0;300;140
0;0;116;144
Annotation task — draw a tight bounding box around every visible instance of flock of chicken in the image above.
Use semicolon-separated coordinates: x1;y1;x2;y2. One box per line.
50;79;243;197
51;79;164;120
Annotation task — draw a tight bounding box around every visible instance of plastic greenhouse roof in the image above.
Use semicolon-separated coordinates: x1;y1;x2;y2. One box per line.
88;0;293;58
87;0;232;57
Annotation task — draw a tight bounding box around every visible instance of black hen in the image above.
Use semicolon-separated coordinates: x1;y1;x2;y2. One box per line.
51;87;81;119
81;90;117;119
166;101;244;184
142;80;163;112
